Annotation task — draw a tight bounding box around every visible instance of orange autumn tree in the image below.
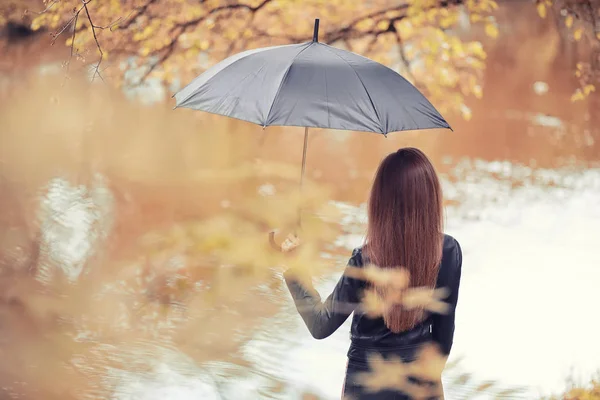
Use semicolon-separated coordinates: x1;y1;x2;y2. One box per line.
3;0;598;112
21;0;503;120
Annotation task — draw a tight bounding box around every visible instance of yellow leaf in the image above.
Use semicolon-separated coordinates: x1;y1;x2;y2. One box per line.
583;84;596;95
565;15;573;28
440;15;457;29
376;20;389;31
468;41;486;59
570;90;585;102
31;18;42;31
396;20;414;38
574;28;583;41
537;3;547;19
485;23;499;38
461;105;473;121
596;32;600;40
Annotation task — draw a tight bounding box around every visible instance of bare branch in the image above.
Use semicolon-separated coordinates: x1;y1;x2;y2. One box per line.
91;17;123;31
136;39;178;85
34;0;60;15
393;29;417;84
60;7;80;86
133;0;272;85
81;0;104;82
119;0;159;29
51;6;84;46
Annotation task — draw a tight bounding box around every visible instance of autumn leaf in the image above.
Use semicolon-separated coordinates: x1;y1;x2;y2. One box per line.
565;15;574;28
537;3;547;19
461;104;473;121
354;345;446;397
361;289;389;318
583;84;596;96
570;89;585;102
355;353;410;393
362;265;411;290
485;22;499;38
402;287;451;314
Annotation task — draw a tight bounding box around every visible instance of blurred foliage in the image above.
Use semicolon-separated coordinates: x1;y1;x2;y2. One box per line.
535;0;600;101
0;76;340;398
544;375;600;400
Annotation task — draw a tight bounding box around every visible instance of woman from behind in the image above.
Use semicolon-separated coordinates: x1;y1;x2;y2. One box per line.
284;147;462;399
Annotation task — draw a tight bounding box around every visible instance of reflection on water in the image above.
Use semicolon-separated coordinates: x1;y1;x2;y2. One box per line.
107;344;219;400
36;173;114;283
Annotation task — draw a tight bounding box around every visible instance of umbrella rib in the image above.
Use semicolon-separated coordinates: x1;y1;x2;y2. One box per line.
320;45;384;134
263;42;314;126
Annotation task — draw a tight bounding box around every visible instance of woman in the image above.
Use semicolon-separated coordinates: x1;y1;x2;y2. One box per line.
284;147;462;399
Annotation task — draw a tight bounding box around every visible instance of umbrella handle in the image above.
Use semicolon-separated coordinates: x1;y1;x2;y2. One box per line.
268;231;284;252
269;230;301;253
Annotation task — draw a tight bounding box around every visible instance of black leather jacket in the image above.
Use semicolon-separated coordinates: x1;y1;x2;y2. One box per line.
284;234;463;363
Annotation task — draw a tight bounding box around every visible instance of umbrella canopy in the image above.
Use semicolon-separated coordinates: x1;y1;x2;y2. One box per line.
173;19;451;250
173;22;450;135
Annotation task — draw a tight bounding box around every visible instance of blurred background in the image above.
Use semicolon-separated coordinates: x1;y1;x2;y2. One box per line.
1;0;599;399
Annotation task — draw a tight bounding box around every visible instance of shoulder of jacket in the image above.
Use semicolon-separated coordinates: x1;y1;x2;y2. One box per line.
348;247;365;267
443;233;460;251
442;234;462;270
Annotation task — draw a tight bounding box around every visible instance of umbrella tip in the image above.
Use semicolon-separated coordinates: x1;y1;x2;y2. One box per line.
313;18;320;42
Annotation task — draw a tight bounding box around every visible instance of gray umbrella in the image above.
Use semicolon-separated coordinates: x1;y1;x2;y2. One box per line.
174;19;450;179
173;19;450;247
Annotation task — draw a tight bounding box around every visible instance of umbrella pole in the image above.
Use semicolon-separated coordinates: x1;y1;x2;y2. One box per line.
300;126;309;189
298;127;309;228
269;127;308;252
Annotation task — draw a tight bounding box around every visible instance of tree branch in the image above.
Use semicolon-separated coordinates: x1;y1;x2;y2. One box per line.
174;0;272;31
136;39;178;85
393;28;417;84
135;0;272;85
81;0;104;82
118;0;159;30
63;7;79;82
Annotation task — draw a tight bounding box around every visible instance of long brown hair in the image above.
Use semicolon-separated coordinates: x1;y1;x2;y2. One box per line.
364;147;443;332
